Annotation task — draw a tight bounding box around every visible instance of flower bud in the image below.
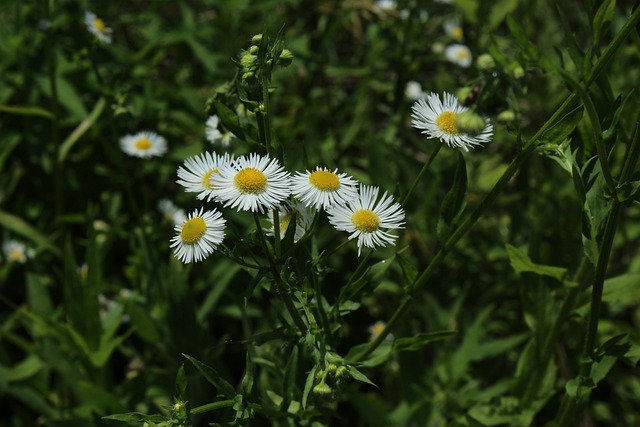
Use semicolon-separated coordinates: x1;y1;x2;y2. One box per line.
240;53;257;69
456;87;472;104
251;34;263;45
511;64;525;79
278;49;294;67
497;110;516;123
249;45;258;55
312;383;332;396
476;53;495;70
335;365;349;379
456;111;486;135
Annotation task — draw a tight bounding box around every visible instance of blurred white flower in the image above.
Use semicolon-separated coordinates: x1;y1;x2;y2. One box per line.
85;11;112;44
445;44;472;68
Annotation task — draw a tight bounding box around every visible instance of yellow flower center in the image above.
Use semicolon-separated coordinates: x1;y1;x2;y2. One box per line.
8;250;23;262
180;217;206;244
234;168;267;194
202;169;220;189
452;27;463;40
309;170;340;191
134;138;152;150
370;322;386;338
94;18;106;34
436;111;459;135
456;49;469;59
352;209;380;233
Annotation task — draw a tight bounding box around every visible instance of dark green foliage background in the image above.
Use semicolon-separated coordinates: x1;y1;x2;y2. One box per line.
1;0;639;426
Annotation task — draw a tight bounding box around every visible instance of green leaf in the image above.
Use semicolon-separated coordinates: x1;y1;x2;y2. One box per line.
176;364;187;399
505;244;568;281
212;100;245;140
0;210;60;256
338;255;395;304
538;105;584;146
0;104;54;119
392;330;457;352
593;0;616;46
488;0;519;30
602;273;640;311
565;375;595;401
183;353;237;399
396;252;418;285
6;355;43;382
437;152;468;242
302;365;318;410
58;97;106;162
347;365;377;388
280;345;298;412
126;302;161;343
506;15;539;60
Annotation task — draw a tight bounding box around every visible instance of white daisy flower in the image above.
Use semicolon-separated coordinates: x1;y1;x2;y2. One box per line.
444;19;463;41
411;92;493;151
170;208;226;263
205;115;235;147
405;81;426;100
176;152;234;201
211;153;291;213
265;201;315;243
376;0;396;11
291;167;359;211
3;240;34;264
369;321;394;342
327;185;405;256
158;199;187;226
445;44;472;68
120;131;167;158
84;11;112;44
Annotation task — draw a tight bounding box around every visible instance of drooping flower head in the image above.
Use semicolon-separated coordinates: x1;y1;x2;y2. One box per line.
84;11;112;44
445;44;472;68
411;92;493;151
205;115;236;147
327;185;405;256
157;199;187;226
291;167;359;211
265;200;315;243
120;131;167;158
170;208;226;263
369;321;394;342
211;153;290;213
177;152;234;201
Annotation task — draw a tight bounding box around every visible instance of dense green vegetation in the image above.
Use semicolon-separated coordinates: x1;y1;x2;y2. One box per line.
1;1;639;426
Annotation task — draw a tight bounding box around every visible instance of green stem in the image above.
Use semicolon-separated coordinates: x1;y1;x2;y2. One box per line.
252;214;307;333
556;200;621;426
335;249;373;312
401;143;442;207
580;202;620;374
190;399;235;415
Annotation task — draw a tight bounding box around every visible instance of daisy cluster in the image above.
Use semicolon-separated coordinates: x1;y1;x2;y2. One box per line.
170;153;406;263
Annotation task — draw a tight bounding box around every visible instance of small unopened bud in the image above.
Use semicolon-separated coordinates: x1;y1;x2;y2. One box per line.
431;42;445;54
240;53;257;69
335;365;349;378
456;111;486;134
511;64;525;79
497;110;516;123
278;49;294;67
251;34;263;45
242;71;255;81
312;383;332;396
326;364;338;375
249;45;258;55
456;87;472;104
476;53;495;70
